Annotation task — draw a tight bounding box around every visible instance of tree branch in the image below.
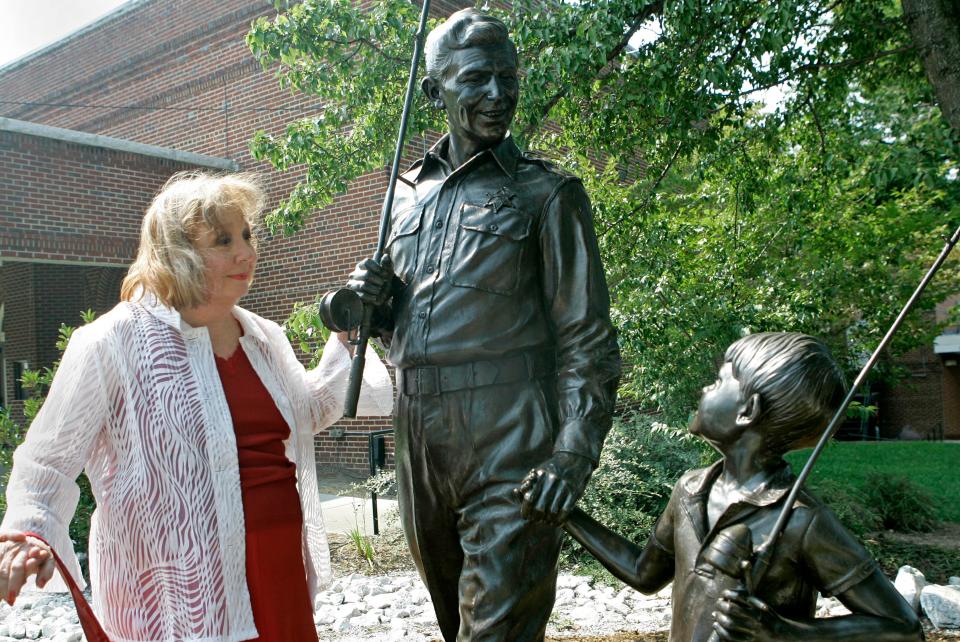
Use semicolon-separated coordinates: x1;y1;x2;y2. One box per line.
602;141;683;237
796;45;915;72
725;45;914;104
724;15;760;72
521;0;666;140
804;90;828;159
815;0;844;20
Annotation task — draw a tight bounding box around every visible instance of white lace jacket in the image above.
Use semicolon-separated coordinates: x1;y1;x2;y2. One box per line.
1;298;393;642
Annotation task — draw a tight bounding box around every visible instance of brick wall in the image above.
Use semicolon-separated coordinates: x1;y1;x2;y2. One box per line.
0;264;37;422
940;364;960;439
878;344;946;440
0;263;125;424
33;265;127;366
0;130;197;264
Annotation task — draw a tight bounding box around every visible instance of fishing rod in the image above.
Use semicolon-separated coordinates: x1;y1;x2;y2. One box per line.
750;221;960;586
319;0;431;417
701;222;960;642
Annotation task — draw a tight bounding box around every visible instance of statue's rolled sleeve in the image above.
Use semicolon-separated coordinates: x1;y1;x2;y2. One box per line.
539;178;621;465
801;504;878;597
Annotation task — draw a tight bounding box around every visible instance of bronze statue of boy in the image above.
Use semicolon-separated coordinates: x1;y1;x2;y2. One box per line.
521;332;922;642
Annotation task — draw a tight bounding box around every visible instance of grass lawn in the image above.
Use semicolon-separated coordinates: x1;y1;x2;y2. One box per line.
785;441;960;522
784;442;960;582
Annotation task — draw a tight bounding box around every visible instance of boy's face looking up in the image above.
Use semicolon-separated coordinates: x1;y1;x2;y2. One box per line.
690;362;755;449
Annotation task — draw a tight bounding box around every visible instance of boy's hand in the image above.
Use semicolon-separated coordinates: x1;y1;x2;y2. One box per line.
713;590;787;642
515;469;540;518
517;452;592;525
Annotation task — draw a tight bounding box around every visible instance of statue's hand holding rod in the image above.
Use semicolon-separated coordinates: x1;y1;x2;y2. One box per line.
347;255;394;307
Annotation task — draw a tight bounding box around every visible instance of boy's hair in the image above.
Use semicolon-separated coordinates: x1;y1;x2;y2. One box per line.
725;332;847;457
424;9;517;82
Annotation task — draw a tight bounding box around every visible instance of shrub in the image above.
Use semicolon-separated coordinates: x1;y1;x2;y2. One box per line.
863;472;939;533
805;478;883;537
865;536;960;584
0;407;27;523
565;414;707;570
357;469;397;497
0;407;27;484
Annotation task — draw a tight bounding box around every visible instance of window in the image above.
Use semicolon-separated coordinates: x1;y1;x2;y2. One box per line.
0;349;6;410
13;360;28;402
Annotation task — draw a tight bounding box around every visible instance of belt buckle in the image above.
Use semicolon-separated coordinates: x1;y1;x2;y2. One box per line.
418;366;440;396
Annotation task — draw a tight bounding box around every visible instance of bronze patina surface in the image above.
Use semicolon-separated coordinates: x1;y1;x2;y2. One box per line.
346;9;620;642
541;333;923;642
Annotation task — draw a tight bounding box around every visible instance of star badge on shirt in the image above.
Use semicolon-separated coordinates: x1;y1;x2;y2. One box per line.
484;187;516;213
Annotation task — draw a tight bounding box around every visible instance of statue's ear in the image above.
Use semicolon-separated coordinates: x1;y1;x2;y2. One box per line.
421;76;444;110
736;393;762;426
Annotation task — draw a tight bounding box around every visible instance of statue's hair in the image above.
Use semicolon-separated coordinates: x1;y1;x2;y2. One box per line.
121;171;264;310
725;332;847;457
424;9;516;81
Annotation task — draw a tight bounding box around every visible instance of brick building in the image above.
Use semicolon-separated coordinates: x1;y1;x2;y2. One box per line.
1;0;957;473
0;0;466;472
879;299;960;440
0;118;235;418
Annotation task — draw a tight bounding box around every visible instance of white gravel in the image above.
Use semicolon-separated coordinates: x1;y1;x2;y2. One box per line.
0;572;670;641
312;572;672;641
0;570;945;641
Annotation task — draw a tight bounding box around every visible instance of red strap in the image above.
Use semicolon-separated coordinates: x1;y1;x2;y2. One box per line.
22;532;111;642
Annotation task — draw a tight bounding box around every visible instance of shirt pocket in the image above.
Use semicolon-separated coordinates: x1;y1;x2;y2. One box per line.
450;203;532;295
385;203;423;282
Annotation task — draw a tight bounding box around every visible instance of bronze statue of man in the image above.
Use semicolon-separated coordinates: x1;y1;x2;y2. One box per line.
347;9;620;640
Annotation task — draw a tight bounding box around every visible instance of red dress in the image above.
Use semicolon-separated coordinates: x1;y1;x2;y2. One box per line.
216;348;318;642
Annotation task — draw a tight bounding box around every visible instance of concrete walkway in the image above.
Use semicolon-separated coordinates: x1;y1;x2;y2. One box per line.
315;466;400;536
320;492;399;536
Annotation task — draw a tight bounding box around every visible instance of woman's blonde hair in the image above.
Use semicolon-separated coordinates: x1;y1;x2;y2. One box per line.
121;171;265;310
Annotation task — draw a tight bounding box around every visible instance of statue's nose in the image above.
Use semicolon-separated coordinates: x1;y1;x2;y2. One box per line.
485;78;504;101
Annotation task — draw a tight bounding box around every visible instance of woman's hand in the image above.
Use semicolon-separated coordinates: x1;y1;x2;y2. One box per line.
336;331;356;357
0;531;55;605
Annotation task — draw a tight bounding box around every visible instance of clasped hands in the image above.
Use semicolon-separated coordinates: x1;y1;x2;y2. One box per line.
0;531;55;605
516;451;593;526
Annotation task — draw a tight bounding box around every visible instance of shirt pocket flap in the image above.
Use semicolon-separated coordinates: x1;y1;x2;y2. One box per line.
459;204;532;240
387;204;422;246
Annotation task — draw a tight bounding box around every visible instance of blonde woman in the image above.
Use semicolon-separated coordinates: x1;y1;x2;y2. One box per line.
0;172;392;641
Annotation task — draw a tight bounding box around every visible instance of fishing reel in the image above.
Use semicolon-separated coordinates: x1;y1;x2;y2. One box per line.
704;523;754;585
704;523;755;642
318;288;364;337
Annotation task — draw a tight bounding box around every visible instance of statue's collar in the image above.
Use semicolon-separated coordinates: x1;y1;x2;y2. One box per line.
410;133;520;182
684;458;797;508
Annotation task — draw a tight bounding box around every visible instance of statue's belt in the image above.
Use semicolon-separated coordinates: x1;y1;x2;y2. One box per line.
399;351;555;396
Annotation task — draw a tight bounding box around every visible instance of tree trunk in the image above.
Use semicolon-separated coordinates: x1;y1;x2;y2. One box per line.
901;0;960;133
